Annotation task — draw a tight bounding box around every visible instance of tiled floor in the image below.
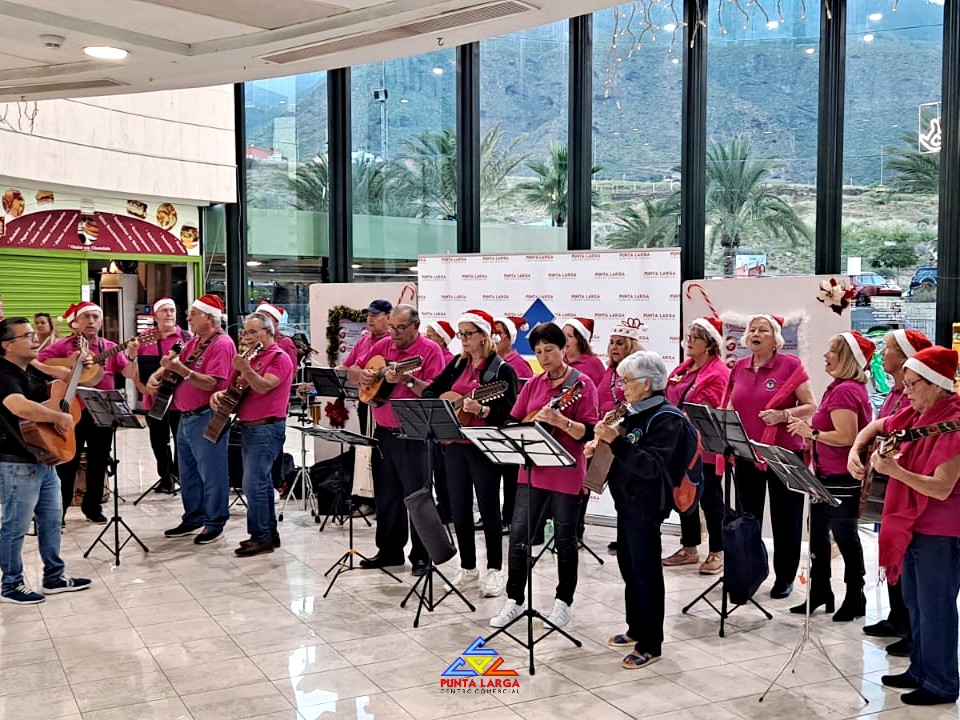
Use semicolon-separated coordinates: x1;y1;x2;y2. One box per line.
0;424;955;719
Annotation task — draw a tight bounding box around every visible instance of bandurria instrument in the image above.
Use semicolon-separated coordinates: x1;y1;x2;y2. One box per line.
20;338;87;465
45;329;160;386
583;404;629;494
523;379;585;423
439;381;510;426
358;355;423;407
203;342;264;442
146;341;185;421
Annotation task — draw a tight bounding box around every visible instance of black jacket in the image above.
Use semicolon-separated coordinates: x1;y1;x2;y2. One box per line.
422;353;518;427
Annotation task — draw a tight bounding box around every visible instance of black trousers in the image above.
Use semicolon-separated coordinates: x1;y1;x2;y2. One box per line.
443;443;502;570
735;456;803;587
618;510;664;657
433;442;452;524
809;478;864;590
679;463;725;552
507;485;580;606
888;578;910;633
501;465;519;526
57;409;114;519
372;427;428;564
146;410;180;487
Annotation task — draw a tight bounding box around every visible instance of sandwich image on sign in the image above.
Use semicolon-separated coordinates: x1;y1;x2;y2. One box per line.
126;199;147;219
77;215;99;246
35;190;55;205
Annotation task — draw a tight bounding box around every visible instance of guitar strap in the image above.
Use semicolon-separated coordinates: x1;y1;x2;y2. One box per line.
182;330;222;371
480;354;503;385
900;419;960;443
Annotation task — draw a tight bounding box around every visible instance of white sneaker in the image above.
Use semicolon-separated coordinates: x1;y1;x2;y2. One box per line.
450;567;479;588
546;599;572;628
482;569;504;598
490;598;524;628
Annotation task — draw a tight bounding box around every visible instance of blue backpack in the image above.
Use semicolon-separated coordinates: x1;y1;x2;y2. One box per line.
644;406;704;516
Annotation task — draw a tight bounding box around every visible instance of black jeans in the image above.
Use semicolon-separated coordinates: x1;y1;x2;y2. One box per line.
57;408;114;519
507;485;580;606
809;475;864;590
501;465;519;526
618;509;664;656
679;462;724;552
146;410;180;487
888;578;910;633
444;443;502;570
372;427;428;564
735;456;803;587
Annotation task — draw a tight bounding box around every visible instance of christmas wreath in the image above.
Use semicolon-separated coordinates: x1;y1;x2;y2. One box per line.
326;305;366;367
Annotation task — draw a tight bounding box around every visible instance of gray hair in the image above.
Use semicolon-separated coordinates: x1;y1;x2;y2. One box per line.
246;312;275;335
616;350;668;391
393;304;420;327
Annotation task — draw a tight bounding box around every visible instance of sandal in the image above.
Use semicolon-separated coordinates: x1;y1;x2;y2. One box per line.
608;633;635;648
621;652;661;670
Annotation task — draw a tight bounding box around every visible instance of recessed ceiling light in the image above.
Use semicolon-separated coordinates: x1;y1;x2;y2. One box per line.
863;33;875;42
83;45;128;60
868;12;883;21
400;98;409;103
671;58;680;64
804;47;816;54
246;260;262;267
432;67;444;76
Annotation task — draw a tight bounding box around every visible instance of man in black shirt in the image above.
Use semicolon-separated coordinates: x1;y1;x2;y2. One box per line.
0;317;92;604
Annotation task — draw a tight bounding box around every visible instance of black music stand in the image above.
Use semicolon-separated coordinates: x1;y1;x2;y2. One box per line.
133;355;179;503
392;399;476;627
680;403;772;636
752;444;867;705
461;423;581;675
304;366;359;401
77;389;149;566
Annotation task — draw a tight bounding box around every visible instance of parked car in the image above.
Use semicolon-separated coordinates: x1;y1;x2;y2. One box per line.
908;265;937;295
849;273;902;306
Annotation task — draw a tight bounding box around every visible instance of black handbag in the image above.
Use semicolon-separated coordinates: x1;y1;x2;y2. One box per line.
722;506;769;605
405;486;456;565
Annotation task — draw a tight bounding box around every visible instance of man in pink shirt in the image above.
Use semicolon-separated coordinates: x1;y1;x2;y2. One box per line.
212;311;294;557
339;299;393;386
149;295;236;545
38;301;139;523
356;304;445;576
256;302;298;367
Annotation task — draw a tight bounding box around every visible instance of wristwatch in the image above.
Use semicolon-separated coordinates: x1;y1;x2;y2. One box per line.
811;428;820;439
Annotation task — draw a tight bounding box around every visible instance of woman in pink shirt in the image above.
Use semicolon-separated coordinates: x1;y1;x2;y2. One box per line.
563;317;605;388
725;313;817;599
425;320;456;367
662;317;730;575
787;332;874;621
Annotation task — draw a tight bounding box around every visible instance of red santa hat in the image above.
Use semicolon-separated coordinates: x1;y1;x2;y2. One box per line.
495;316;528;344
192;294;224;320
152;297;176;314
691;317;723;349
892;329;932;358
564;317;595;343
72;301;102;318
427;320;455;346
841;331;876;370
745;313;785;345
904;346;959;392
60;303;78;325
611;318;645;342
257;301;284;326
457;309;495;338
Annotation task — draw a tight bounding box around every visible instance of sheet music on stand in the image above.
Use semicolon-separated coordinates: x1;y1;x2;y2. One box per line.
752;443;840;507
460;423;576;468
682;403;756;461
75;389;143;429
304;367;358;400
391;399;463;442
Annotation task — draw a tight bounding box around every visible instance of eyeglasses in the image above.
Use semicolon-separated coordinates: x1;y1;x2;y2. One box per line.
622;376;647;385
903;377;931;391
456;330;480;339
241;329;264;336
685;333;707;342
387;323;414;333
2;332;36;342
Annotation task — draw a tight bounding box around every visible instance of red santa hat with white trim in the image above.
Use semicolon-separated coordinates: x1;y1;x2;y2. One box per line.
257;301;284;326
457;309;496;338
564;317;595;343
904;346;959;392
841;331;876;370
192;294;224;321
60;303;78;325
427;320;455;346
691;317;723;349
495;316;528;344
152;297;175;314
891;328;932;358
744;313;785;346
72;300;102;319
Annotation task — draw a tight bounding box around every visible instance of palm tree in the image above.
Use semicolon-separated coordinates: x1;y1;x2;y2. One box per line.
885;132;939;193
516;143;602;227
602;198;680;248
705;138;811;276
289;154;385;214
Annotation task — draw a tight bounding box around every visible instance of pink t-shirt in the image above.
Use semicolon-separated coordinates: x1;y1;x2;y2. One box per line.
509;371;600;495
727;352;806;451
344;331;386;368
360;335;446;429
172;332;236;411
597;365;625;416
879;386;907;419
275;333;299;367
39;335;129;394
136;328;189;410
439;346;454;367
811;378;872;476
237;345;295;421
568;354;605;388
503;350;533;380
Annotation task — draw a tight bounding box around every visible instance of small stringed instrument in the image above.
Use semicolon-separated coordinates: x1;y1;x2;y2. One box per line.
20;338;87;465
583;404;629;494
440;381;510;426
860;431;906;522
358;355;424;407
523;379;586;423
45;329;160;386
146;342;185;421
203;342;264;443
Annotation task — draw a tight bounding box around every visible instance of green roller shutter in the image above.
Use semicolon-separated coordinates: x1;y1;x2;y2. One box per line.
0;254;86;333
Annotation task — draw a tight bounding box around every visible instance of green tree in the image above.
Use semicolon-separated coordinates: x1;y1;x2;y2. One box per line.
516;143;602;227
289;154;385;214
885;132;940;193
601;198;680;248
705;138;811;276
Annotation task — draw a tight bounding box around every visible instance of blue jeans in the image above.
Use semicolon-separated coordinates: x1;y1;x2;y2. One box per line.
177;410;229;532
241;422;285;543
0;462;65;590
902;532;960;699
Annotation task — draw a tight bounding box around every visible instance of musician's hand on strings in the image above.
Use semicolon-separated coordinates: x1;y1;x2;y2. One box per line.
55;412;75;435
232;354;251;373
534;407;565;429
359;368;377;387
80;352;95;367
384;368;407;385
462;397;482;415
584;439;598;458
594;422;618;444
125;338;139;360
870;451;901;479
210;391;225;413
159;350;181;372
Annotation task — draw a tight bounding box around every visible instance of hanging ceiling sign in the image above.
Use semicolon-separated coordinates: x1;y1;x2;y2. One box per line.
919;101;942;154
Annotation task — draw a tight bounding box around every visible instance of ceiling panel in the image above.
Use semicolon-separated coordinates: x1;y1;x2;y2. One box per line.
140;0;346;31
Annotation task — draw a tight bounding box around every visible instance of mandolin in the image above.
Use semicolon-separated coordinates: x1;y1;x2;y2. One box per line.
146;342;185;421
20;338;87;465
203;343;264;443
358;355;423;407
523;379;585;423
583;404;629;494
860;431;905;522
439;381;510;426
45;329;160;387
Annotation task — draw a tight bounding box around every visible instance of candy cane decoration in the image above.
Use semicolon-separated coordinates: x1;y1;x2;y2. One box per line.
685;282;720;319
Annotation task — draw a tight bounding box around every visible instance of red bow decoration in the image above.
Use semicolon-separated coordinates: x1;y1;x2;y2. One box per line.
324;397;349;428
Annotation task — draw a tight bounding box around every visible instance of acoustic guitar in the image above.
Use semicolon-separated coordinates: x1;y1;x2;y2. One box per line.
522;379;585;423
440;381;510;426
860;431;905;522
45;329;160;386
20;338;87;465
358;355;423;407
203;342;264;443
583;404;629;494
146;342;185;421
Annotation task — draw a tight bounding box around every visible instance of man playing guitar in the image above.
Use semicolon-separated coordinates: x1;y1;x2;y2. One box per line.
212;312;294;557
256;302;298;367
150;295;236;545
0;317;91;604
38;300;139;524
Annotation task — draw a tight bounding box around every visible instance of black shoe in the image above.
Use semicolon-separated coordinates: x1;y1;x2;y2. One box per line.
194;528;223;545
902;688;958;706
608;541;618;554
154;484;176;494
411;559;429;577
359;553;403;569
235;541;274;557
881;672;920;690
84;513;108;525
863;619;909;638
790;590;835;615
770;582;793;599
832;592;866;622
164;522;202;538
240;533;281;549
886;637;913;657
